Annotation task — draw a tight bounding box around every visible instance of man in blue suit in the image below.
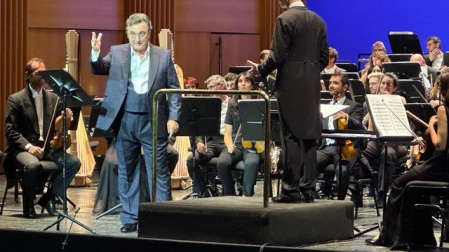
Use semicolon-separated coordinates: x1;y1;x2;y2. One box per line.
90;13;181;233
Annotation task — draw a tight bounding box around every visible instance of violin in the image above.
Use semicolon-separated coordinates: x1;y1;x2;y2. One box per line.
331;90;356;161
406;110;436;165
50;113;72;151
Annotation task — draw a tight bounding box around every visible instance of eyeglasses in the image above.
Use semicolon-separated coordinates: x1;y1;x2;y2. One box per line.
127;31;149;39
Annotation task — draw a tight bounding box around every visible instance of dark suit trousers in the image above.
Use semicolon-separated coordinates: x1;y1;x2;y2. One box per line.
281;125;318;196
316;145;350;200
115;111;171;225
14;149;80;204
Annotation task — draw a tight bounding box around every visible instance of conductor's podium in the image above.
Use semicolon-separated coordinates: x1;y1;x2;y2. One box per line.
138;197;354;246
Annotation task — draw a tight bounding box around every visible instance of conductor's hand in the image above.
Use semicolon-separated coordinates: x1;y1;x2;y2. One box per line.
247;60;260;77
28;145;44;160
91;32;103;53
167;120;179;138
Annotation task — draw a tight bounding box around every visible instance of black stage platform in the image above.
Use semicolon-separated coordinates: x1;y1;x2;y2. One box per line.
138;197;354;246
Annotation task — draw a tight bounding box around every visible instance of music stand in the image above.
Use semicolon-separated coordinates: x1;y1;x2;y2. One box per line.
404;103;436;134
382;62;421;79
387;53;413;62
388;33;423;54
398;79;426;103
335;62;358;72
178;97;221;199
38;69;96;234
228;66;252;74
238;99;281;142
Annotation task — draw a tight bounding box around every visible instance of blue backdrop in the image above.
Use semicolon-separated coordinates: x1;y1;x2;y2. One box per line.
307;0;449;68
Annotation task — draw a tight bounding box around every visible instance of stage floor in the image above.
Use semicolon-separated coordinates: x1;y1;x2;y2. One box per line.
0;169;446;252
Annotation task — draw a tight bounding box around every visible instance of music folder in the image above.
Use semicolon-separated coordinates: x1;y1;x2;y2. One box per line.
366;94;414;142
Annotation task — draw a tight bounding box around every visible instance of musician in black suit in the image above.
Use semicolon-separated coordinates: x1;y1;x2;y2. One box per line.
317;72;364;200
5;58;81;218
251;0;328;203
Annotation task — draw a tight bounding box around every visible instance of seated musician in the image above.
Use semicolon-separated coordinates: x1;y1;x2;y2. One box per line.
4;58;81;218
216;71;261;196
186;75;229;197
362;72;408;205
366;72;449;249
321;47;346;74
317;71;364;200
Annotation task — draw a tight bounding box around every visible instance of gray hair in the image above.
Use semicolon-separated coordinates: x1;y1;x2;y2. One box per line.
204;75;226;85
126;13;152;31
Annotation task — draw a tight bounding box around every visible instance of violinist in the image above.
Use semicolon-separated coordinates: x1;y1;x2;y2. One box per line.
4;58;81;219
316;71;364;200
366;72;449;249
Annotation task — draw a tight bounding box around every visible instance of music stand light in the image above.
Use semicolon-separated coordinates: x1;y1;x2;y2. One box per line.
38;69;96;234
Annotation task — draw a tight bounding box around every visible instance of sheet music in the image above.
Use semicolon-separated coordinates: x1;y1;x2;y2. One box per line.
366;94;414;142
320;104;349;119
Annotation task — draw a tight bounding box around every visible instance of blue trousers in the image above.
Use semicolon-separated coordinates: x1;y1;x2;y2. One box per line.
115;112;171;225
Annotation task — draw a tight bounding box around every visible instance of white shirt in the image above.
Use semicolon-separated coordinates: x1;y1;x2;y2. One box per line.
289;1;305;8
220;96;230;135
29;85;44;142
129;45;150;94
91;44;151;94
325;96;346;146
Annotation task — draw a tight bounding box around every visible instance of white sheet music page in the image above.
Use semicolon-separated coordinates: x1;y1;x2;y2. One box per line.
366;94;414;142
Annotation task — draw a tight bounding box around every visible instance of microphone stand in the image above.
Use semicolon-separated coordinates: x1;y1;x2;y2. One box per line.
42;87;96;234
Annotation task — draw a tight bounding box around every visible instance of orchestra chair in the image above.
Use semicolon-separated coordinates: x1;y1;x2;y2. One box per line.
182;157;221;200
403;180;449;249
0;152;60;215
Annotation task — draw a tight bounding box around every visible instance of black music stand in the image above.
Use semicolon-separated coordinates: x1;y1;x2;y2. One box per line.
387;53;413;62
382;62;421;79
228;66;252;74
238;99;282;198
38;69;96;234
178;97;221;199
404;103;436;134
398;79;426;103
335;62;358;72
388;33;423;54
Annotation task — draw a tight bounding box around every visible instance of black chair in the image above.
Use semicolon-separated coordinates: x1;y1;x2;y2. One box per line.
183;157;221;200
0;153;60;215
404;180;449;249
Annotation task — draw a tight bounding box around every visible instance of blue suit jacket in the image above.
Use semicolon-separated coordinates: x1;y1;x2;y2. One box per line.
90;44;181;138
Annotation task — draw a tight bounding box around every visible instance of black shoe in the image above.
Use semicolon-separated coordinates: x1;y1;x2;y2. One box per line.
23;204;36;219
120;223;138;233
272;195;302;203
365;238;386;246
302;191;315;203
45;199;57;216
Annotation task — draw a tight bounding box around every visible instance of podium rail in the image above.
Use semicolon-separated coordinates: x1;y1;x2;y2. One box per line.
153;89;271;207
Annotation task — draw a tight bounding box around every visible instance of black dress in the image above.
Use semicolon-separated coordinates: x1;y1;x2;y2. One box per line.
379;105;449;249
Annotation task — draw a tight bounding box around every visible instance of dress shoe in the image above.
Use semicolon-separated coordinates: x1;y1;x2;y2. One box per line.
120;223;138;233
23;205;36;219
272;194;302;203
365;238;386;246
302;191;315;203
45;199;58;216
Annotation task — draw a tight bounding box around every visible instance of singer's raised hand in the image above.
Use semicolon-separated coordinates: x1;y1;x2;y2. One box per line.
91;32;103;53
